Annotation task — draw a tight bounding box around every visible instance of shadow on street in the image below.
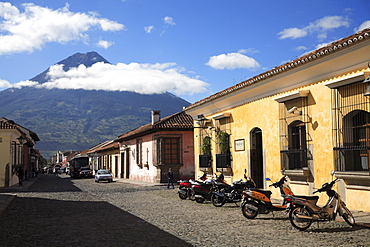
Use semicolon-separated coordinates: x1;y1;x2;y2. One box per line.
0;175;191;247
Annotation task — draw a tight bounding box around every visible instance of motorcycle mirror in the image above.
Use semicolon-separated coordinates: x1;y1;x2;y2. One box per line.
330;170;335;181
244;168;247;174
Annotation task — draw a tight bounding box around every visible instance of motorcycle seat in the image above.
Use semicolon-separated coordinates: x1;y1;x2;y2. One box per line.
250;189;272;197
293;195;319;201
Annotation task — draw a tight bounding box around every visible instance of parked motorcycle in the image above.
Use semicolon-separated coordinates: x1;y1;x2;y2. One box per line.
241;175;294;219
178;172;207;200
286;172;355;230
211;172;256;207
191;174;221;203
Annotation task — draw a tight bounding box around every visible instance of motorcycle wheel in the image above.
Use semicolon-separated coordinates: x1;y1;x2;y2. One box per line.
211;193;225;207
189;190;195;201
289;207;312;231
178;190;188;200
341;202;355;226
241;202;258;219
195;197;205;203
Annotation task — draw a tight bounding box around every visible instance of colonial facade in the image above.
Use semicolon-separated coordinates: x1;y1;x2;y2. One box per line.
115;111;195;183
85;140;120;177
184;28;370;212
0;118;40;187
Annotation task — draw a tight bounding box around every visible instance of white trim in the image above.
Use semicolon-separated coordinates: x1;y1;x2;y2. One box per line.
323;72;365;88
273;90;310;103
211;112;231;120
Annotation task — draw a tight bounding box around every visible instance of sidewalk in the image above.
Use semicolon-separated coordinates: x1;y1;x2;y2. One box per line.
115;178;165;187
0;176;369;228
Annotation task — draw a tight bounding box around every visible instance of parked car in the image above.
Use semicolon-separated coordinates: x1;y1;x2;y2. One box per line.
95;170;113;183
79;167;93;178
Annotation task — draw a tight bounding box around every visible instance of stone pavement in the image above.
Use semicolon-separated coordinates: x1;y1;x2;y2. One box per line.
0;175;370;228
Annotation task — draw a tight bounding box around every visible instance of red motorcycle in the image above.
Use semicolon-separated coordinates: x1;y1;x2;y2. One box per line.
178;173;207;200
191;173;225;203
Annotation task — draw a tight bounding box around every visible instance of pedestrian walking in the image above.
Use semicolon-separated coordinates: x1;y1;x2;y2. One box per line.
167;168;174;189
17;166;24;186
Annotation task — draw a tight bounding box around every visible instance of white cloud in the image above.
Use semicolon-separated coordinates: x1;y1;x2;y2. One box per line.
10;80;38;89
163;16;175;26
278;28;308;39
278;15;350;40
354;20;370;32
296;46;307;51
0;79;11;88
206;51;260;70
96;40;113;49
9;62;209;96
0;2;124;55
144;25;154;33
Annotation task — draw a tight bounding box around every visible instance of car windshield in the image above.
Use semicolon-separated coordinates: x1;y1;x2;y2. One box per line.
81;167;90;171
98;170;110;174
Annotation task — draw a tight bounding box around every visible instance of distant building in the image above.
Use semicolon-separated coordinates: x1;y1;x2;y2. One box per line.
115;111;195;183
85;140;119;176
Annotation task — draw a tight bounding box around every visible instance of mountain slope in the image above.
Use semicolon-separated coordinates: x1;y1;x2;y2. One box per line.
0;52;190;159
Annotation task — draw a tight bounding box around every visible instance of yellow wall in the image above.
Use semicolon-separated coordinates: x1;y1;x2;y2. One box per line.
193;68;370;212
0;130;20;187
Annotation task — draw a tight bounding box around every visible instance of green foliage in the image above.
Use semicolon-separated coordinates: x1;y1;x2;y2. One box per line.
0;87;189;159
217;130;230;154
201;136;212;155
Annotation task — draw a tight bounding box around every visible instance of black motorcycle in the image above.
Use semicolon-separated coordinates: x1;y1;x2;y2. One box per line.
178;172;207;200
211;173;256;207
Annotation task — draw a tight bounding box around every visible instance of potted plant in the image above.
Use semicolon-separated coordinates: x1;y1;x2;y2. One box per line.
199;136;212;170
216;130;231;172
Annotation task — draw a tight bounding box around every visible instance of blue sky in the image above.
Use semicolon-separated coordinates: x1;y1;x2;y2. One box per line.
0;0;369;103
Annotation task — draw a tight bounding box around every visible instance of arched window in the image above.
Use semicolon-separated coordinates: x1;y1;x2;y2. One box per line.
335;110;370;171
284;120;308;170
278;95;310;171
332;81;370;172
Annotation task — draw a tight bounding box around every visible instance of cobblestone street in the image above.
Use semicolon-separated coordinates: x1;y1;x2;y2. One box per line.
0;174;369;247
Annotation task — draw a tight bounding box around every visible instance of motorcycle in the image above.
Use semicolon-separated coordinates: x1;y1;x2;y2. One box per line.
178;172;207;200
191;174;221;203
211;172;256;207
285;172;355;231
241;175;294;219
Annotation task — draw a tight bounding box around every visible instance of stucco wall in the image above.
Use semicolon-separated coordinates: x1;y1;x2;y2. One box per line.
0;130;21;187
191;67;370;212
123;130;194;183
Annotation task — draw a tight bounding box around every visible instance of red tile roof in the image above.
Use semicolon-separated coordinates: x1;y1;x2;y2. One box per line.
115;111;193;141
82;139;119;154
0;117;40;141
185;27;370;111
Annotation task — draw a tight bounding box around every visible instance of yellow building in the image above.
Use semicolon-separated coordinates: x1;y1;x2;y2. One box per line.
0;118;40;187
184;28;370;212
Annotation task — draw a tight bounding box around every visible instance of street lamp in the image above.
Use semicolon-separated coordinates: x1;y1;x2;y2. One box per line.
196;114;208;128
17;135;28;145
